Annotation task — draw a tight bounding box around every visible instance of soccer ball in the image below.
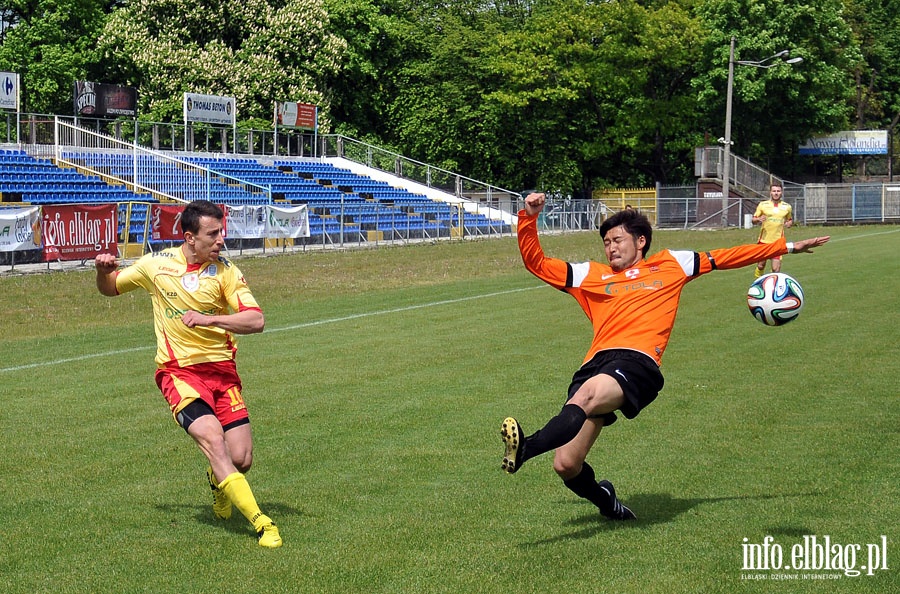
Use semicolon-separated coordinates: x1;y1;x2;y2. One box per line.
747;273;805;326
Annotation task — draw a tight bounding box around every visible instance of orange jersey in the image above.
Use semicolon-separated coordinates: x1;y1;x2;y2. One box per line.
115;246;261;368
518;212;788;366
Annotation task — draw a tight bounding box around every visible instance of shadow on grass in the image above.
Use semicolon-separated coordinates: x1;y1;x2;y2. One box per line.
522;491;819;546
154;500;304;538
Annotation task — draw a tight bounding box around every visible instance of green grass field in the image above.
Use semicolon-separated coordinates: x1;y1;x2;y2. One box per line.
1;225;897;593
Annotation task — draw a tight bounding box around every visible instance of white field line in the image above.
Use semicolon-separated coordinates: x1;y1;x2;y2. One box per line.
3;227;896;374
0;286;542;374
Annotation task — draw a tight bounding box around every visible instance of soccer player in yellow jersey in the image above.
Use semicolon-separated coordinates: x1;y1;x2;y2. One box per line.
95;200;282;548
499;193;828;520
752;181;793;278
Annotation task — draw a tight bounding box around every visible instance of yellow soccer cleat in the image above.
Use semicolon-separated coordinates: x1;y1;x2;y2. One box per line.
206;466;232;520
256;520;283;549
500;417;524;474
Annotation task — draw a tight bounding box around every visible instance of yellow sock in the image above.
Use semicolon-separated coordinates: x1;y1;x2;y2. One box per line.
217;472;272;531
754;267;763;278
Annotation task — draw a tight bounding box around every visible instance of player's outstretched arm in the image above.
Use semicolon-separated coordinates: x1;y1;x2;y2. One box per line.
95;253;119;296
791;235;830;253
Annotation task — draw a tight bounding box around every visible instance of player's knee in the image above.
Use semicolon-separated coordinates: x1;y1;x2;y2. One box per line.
552;452;582;479
233;451;253;473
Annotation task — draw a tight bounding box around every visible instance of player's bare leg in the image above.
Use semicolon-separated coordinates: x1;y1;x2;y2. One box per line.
190;417;282;548
771;256;782;273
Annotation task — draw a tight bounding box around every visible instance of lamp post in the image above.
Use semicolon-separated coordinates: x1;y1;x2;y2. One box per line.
720;38;803;227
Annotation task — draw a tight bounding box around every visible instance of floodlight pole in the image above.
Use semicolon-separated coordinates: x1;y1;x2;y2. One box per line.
720;40;803;228
721;37;735;228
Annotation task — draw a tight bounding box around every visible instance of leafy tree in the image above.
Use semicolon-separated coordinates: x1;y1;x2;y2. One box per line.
481;0;704;191
693;0;859;177
842;0;900;175
0;0;112;114
322;0;413;142
96;0;346;125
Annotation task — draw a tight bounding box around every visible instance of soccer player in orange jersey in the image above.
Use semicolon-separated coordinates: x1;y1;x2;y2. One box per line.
752;181;794;278
500;192;829;520
95;200;282;548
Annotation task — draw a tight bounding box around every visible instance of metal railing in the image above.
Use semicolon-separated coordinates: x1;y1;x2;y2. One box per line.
319;135;521;214
45;118;273;204
695;146;778;200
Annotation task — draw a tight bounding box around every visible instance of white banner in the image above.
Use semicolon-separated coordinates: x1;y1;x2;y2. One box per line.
0;71;19;111
0;206;41;252
225;205;267;239
267;204;310;238
183;92;235;125
799;130;888;155
226;205;309;239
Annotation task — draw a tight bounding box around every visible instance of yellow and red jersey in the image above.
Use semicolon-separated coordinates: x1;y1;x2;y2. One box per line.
518;212;788;367
114;246;261;369
754;200;793;243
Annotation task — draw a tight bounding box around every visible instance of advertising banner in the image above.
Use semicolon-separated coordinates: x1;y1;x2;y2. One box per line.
184;93;236;125
74;81;138;117
150;204;186;241
227;204;309;238
276;102;317;130
799;130;888;155
225;205;267;239
0;206;41;252
150;203;228;241
0;71;19;111
267;204;310;238
41;204;117;261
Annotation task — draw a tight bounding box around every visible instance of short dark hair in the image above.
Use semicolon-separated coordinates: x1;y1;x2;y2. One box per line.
181;200;224;235
600;208;653;257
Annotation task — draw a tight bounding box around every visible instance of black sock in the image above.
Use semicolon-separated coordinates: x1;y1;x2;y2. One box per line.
562;463;611;510
521;403;587;464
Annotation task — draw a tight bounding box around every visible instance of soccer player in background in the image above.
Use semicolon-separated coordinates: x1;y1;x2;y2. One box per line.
752;181;793;278
95;200;282;548
499;192;828;520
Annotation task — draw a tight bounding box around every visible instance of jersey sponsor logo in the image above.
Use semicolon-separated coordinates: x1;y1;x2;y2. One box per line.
604;279;663;295
625;268;640;279
165;305;218;319
181;272;199;292
158;266;179;274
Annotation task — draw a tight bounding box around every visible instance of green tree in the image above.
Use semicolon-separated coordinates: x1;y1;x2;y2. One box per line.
482;0;704;191
693;0;859;177
0;0;112;114
843;0;900;175
97;0;346;125
323;0;408;142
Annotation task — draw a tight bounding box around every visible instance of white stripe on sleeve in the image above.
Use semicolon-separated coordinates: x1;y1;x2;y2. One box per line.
570;261;591;287
670;250;698;276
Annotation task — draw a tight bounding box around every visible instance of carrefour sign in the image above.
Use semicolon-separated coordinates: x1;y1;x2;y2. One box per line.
799;130;888;155
0;72;18;110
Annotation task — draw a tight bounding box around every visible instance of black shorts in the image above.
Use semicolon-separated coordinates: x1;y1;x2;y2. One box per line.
566;349;665;427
